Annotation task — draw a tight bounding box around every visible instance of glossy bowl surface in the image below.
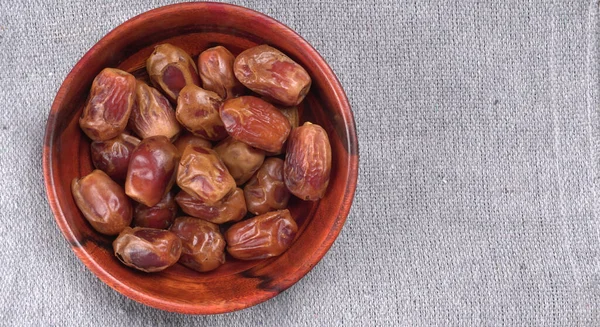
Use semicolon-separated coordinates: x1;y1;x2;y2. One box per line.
43;2;358;314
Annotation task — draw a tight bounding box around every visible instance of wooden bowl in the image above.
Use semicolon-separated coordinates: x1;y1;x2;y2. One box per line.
43;2;358;314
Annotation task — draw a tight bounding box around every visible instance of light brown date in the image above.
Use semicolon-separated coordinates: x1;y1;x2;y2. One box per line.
219;96;291;153
169;217;226;272
225;209;297;260
234;45;311;106
146;43;200;102
244;158;290;215
80;68;136;141
90;133;141;182
213;136;265;185
129;81;181;140
176;145;235;204
113;227;182;273
284;122;332;200
133;191;177;229
176;84;227;141
173;133;212;156
175;188;246;225
198;46;245;99
71;170;132;235
125;136;180;207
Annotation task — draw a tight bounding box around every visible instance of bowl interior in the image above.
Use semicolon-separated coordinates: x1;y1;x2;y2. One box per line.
43;3;357;314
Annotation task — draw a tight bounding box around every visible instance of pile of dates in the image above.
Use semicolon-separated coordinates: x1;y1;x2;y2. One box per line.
71;43;332;273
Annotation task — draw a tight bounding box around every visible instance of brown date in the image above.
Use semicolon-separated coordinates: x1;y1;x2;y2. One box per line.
133;191;177;229
173;133;212;156
71;170;132;235
284;122;332;201
234;45;311;106
80;68;136;141
113;227;182;273
175;188;246;224
213;137;265;185
176;84;227;141
176;145;235;204
129;81;181;140
278;105;300;129
146;43;200;102
225;209;297;260
244;158;290;215
198;46;245;99
169;217;226;272
125;136;180;207
90;133;140;182
220;96;291;153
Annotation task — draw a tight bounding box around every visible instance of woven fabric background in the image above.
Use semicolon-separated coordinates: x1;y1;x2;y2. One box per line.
1;0;599;325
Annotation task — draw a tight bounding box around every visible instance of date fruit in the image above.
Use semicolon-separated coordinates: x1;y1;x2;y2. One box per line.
133;191;177;229
125;136;180;207
244;158;290;215
146;43;200;102
176;145;235;204
198;46;244;99
284;122;332;200
173;133;212;156
234;45;311;106
225;209;297;260
129;81;181;140
213;137;265;185
90;133;140;182
176;84;227;141
220;96;291;153
169;217;226;272
175;188;246;224
113;227;182;273
80;68;136;141
71;170;132;235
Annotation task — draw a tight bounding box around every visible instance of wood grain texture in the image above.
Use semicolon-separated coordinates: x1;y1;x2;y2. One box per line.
43;2;358;314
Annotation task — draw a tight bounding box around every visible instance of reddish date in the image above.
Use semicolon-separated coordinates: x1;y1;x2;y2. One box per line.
234;45;311;106
213;137;265;185
129;81;181;140
176;145;235;204
133;191;178;229
198;46;245;99
125;136;180;207
244;158;290;215
169;217;226;272
113;227;182;273
173;133;212;156
175;188;246;225
176;84;227;141
71;170;132;235
146;43;201;102
90;133;140;182
220;96;291;153
79;68;136;141
225;209;298;260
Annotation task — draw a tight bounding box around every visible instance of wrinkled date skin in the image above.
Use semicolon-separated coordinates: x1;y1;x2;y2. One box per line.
91;133;141;182
278;105;300;130
146;43;201;102
198;46;245;99
213;137;265;185
244;158;290;215
284;122;332;201
169;217;226;272
80;68;136;141
125;136;180;207
113;227;182;273
129;81;181;140
175;188;247;224
225;209;298;260
173;133;212;156
220;96;291;153
176;84;227;141
176;145;235;204
234;45;311;106
133;191;178;229
71;170;132;235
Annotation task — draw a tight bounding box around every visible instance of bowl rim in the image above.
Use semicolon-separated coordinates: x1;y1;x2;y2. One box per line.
43;1;358;314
